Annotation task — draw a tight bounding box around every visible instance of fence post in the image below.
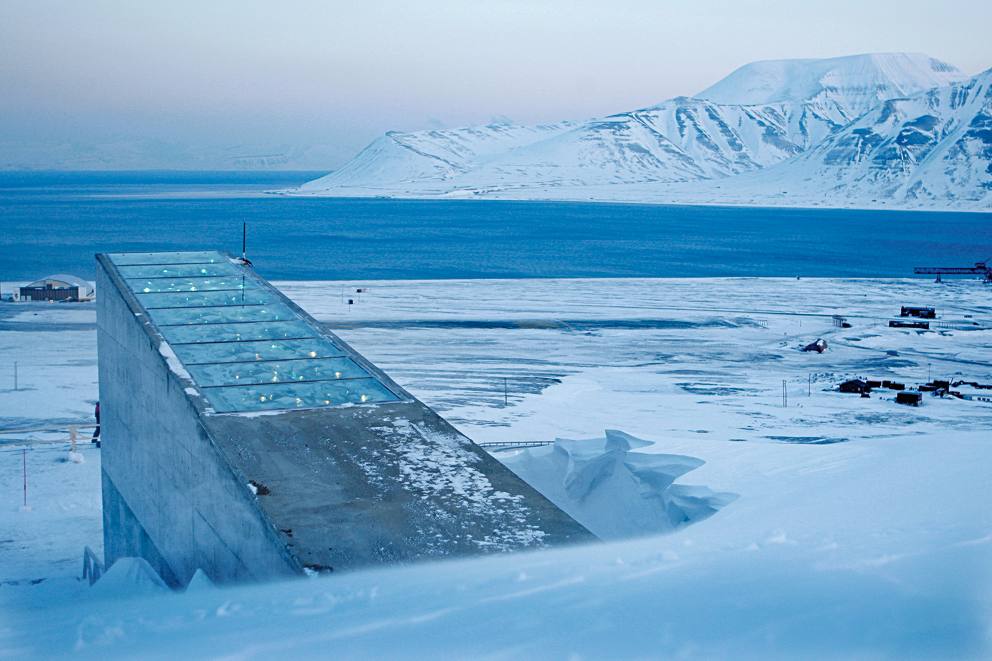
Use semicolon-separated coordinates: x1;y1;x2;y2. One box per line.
22;448;28;509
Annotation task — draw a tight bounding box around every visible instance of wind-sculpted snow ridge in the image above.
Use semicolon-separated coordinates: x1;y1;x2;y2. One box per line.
498;430;737;539
298;53;992;209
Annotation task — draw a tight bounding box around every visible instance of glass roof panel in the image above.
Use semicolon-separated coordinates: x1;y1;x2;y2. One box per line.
126;275;256;293
171;337;346;365
204;378;398;413
147;302;298;326
136;289;277;308
160;319;317;345
105;250;401;412
116;262;241;279
187;357;371;387
107;251;227;265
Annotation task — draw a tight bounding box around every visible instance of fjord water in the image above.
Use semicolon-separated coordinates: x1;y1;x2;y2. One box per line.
2;171;990;281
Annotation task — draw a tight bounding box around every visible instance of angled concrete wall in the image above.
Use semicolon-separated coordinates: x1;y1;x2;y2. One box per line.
97;252;593;587
96;262;300;586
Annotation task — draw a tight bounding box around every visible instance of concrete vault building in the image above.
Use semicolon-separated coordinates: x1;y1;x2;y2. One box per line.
96;251;593;586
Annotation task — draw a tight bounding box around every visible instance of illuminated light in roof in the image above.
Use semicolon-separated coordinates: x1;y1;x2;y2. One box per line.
109;250;400;413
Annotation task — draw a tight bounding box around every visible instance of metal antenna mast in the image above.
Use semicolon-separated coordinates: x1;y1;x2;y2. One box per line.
238;222;253;267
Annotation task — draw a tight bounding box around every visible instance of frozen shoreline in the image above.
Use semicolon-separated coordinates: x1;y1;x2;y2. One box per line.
282;185;992;214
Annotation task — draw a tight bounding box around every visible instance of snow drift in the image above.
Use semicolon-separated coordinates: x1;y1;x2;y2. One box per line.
498;430;737;539
90;558;168;598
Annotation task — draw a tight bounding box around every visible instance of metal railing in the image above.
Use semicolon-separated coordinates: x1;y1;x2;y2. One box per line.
477;440;555;449
0;423;97;446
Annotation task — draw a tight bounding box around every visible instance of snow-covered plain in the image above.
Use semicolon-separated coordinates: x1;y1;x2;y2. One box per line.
1;277;991;658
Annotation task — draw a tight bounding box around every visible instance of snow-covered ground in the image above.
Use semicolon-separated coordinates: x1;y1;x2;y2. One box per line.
1;278;990;658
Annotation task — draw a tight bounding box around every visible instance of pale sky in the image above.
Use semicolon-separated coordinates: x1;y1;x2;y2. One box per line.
1;0;990;168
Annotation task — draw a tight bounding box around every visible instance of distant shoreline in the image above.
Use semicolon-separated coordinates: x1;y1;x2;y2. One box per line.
279;187;992;215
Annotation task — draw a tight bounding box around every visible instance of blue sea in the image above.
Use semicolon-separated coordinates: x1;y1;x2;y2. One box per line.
1;171;990;281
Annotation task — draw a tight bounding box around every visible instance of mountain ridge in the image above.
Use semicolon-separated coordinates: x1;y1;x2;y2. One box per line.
298;53;991;210
695;52;966;109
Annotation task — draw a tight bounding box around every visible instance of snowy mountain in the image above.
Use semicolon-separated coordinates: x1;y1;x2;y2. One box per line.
445;98;807;190
298;98;808;195
696;52;966;113
298;53;991;210
300;122;576;190
755;67;992;206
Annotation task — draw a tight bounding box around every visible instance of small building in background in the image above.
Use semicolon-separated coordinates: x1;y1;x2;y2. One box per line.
839;379;869;394
896;391;924;406
900;306;936;319
889;319;929;330
18;274;95;302
955;387;992;404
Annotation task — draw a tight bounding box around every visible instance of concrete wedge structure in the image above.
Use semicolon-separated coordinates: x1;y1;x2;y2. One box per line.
96;251;594;587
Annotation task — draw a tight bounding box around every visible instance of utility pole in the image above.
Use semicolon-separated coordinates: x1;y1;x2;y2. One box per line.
13;361;17;391
782;379;788;408
22;449;28;509
808;373;812;397
504;378;508;406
